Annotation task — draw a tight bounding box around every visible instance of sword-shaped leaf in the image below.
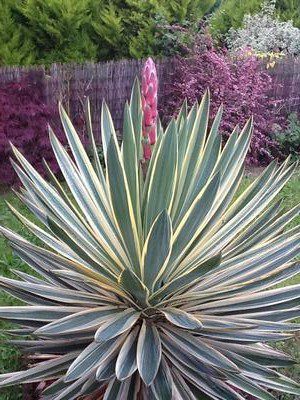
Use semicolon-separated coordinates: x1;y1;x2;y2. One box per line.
143;120;178;236
129;77;143;160
65;336;124;382
122;102;141;233
137;320;162;385
106;137;141;272
151;357;173;400
95;309;140;342
161;308;203;330
115;325;139;380
0;353;78;387
35;307;124;335
142;210;172;290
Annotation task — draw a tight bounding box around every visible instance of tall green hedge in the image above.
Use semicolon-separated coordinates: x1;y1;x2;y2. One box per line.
0;0;216;66
276;0;300;28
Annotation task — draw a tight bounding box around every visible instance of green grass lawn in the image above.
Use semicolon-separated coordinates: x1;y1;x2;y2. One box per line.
0;171;299;399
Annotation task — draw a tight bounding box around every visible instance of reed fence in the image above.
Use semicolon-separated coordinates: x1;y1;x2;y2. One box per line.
0;58;175;142
267;57;300;115
0;56;299;142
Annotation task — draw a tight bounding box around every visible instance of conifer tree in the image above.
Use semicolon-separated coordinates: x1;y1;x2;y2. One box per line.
0;0;220;65
11;0;97;64
0;0;35;66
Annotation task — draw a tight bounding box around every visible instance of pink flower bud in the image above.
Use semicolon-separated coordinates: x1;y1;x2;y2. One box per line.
141;57;158;161
143;143;152;160
148;125;156;145
143;105;153;127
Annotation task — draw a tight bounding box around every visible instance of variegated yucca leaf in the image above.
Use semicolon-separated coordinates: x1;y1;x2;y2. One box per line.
0;80;299;400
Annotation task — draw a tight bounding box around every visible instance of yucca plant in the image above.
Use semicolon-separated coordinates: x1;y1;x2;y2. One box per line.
0;79;299;400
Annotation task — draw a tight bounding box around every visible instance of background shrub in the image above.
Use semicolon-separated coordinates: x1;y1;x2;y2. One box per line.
10;0;98;65
161;44;283;165
276;0;300;29
0;72;80;186
226;0;300;56
0;0;218;66
209;0;263;42
0;0;35;66
274;112;300;160
210;0;300;41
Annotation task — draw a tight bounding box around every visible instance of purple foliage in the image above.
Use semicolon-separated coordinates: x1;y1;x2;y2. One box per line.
161;47;284;165
0;72;87;186
0;72;62;185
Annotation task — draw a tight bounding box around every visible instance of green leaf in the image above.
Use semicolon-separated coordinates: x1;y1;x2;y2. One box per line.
0;276;106;306
142;210;172;290
52;375;88;400
189;162;296;266
162;308;202;330
94;309;140;342
166;172;221;277
177;106;223;221
83;98;106;184
106;137;141;272
115;325;139;380
35;307;123;335
65;336;124;382
251;374;300;396
151;357;173;400
172;370;200;400
96;354;117;381
11;146;118;273
196;284;300;314
49;129;127;274
119;269;149;308
151;253;221;302
0;353;78;387
59;103;108;213
172;91;210;220
137;320;162;385
80;375;107;397
101;100;119;164
210;341;296;368
163;337;225;380
143;119;178;236
103;376;135;400
129;77;143;161
227;373;276;400
0;306;82;322
47;217;118;282
122;102;141;234
224;203;300;259
42;378;69;398
161;327;239;373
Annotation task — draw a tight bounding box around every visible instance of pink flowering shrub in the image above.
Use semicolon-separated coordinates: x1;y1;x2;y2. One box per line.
161;47;283;165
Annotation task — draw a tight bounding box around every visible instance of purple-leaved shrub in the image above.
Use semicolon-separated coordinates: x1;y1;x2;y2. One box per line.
0;72;61;186
161;45;283;165
0;71;86;186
